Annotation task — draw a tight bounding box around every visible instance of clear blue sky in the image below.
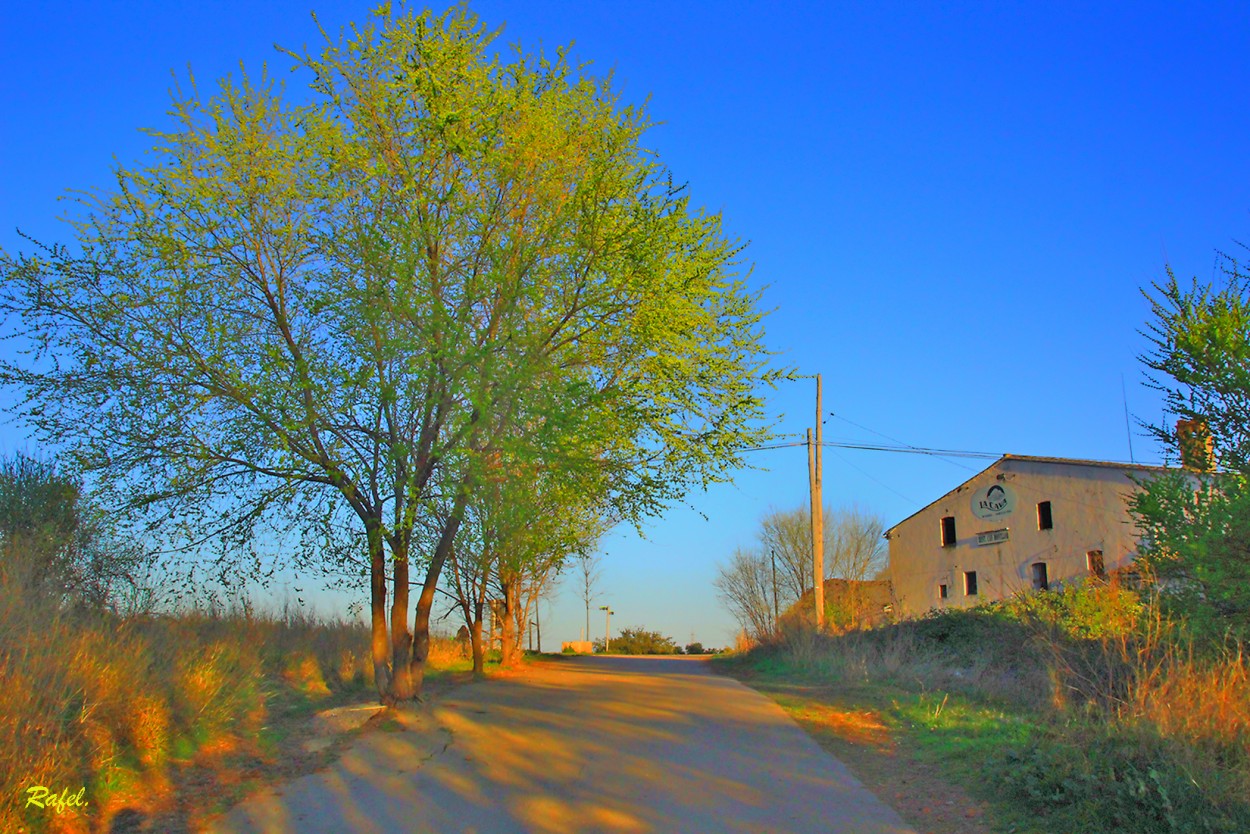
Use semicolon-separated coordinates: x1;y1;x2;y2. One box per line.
2;2;1248;647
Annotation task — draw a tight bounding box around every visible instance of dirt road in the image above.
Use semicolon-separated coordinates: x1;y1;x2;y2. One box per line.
208;655;916;833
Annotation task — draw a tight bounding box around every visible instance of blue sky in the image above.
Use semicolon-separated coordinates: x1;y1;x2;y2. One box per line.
2;2;1248;646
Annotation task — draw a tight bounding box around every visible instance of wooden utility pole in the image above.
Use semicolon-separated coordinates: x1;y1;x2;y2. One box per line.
808;374;825;629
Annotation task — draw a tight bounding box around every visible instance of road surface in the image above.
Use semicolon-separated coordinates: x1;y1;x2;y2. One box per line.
208;655;916;834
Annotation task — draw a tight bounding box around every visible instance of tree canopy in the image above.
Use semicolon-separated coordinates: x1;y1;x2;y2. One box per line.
0;6;776;700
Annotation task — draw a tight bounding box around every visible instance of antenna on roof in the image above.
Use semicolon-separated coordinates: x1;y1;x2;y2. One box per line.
1121;374;1136;464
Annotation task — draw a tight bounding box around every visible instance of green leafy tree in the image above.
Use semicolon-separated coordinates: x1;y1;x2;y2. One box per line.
0;7;775;701
1133;249;1250;640
444;448;606;673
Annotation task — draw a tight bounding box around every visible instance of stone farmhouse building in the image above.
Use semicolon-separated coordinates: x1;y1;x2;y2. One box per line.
885;454;1168;617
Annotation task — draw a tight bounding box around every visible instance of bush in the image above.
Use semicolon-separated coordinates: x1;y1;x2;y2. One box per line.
594;626;679;654
0;452;151;610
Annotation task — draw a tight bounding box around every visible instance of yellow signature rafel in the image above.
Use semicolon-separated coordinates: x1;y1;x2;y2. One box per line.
25;786;87;814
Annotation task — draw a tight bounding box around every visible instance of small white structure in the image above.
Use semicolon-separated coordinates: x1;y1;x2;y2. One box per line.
885;455;1167;617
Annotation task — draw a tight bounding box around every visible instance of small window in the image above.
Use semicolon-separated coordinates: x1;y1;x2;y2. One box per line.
1031;562;1049;591
939;583;949;600
941;516;957;547
964;570;978;596
1037;501;1053;530
1087;550;1106;580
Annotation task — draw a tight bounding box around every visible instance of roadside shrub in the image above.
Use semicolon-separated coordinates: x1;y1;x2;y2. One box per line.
1002;581;1147;641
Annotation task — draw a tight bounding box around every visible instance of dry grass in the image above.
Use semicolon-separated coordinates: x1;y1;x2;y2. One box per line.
1134;643;1250;745
0;580;383;833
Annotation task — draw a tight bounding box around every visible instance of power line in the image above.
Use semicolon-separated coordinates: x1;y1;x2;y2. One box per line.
820;441;1001;459
740;439;1001;459
826;447;919;505
830;412;982;472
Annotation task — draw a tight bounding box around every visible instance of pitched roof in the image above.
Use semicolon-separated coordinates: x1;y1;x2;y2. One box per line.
998;454;1170;473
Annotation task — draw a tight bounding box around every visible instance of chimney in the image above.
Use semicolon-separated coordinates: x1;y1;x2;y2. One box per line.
1176;418;1215;473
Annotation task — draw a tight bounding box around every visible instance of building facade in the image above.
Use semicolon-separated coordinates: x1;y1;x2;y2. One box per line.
886;455;1166;617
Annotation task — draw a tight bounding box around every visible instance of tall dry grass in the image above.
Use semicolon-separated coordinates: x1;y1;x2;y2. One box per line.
0;574;378;833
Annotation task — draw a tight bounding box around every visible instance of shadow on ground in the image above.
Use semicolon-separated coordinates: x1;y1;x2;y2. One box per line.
208;656;915;834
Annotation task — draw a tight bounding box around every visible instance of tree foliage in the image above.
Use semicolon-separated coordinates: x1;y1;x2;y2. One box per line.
0;7;775;699
594;626;678;655
1133;248;1250;641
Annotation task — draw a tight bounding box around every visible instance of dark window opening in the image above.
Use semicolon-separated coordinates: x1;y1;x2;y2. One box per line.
939;584;949;600
941;516;957;547
1087;550;1106;580
964;570;978;596
1037;501;1053;530
1031;562;1049;591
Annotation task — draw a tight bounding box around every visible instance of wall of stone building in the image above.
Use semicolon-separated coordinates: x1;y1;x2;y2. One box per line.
887;458;1151;617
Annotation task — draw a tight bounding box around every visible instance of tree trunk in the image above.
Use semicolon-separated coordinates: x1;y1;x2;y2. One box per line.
390;539;414;701
411;585;433;698
499;584;516;667
368;521;392;705
499;576;523;667
470;607;485;677
471;565;489;677
410;489;468;698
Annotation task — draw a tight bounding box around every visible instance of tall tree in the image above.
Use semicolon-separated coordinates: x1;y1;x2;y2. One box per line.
757;504;887;597
575;551;603;641
1132;249;1250;641
713;546;775;641
1;7;775;700
442;507;495;676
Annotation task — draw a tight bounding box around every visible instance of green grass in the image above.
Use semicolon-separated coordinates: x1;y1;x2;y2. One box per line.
719;649;1046;832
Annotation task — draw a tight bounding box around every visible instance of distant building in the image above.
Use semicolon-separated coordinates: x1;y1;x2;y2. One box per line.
885;455;1168;617
781;578;895;630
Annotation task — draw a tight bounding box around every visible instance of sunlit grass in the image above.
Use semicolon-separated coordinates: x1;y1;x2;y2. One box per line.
0;577;472;833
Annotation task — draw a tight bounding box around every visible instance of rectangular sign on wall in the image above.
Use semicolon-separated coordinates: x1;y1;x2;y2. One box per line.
976;528;1009;546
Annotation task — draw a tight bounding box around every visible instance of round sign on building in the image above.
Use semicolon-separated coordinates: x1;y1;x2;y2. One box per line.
970;483;1016;521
